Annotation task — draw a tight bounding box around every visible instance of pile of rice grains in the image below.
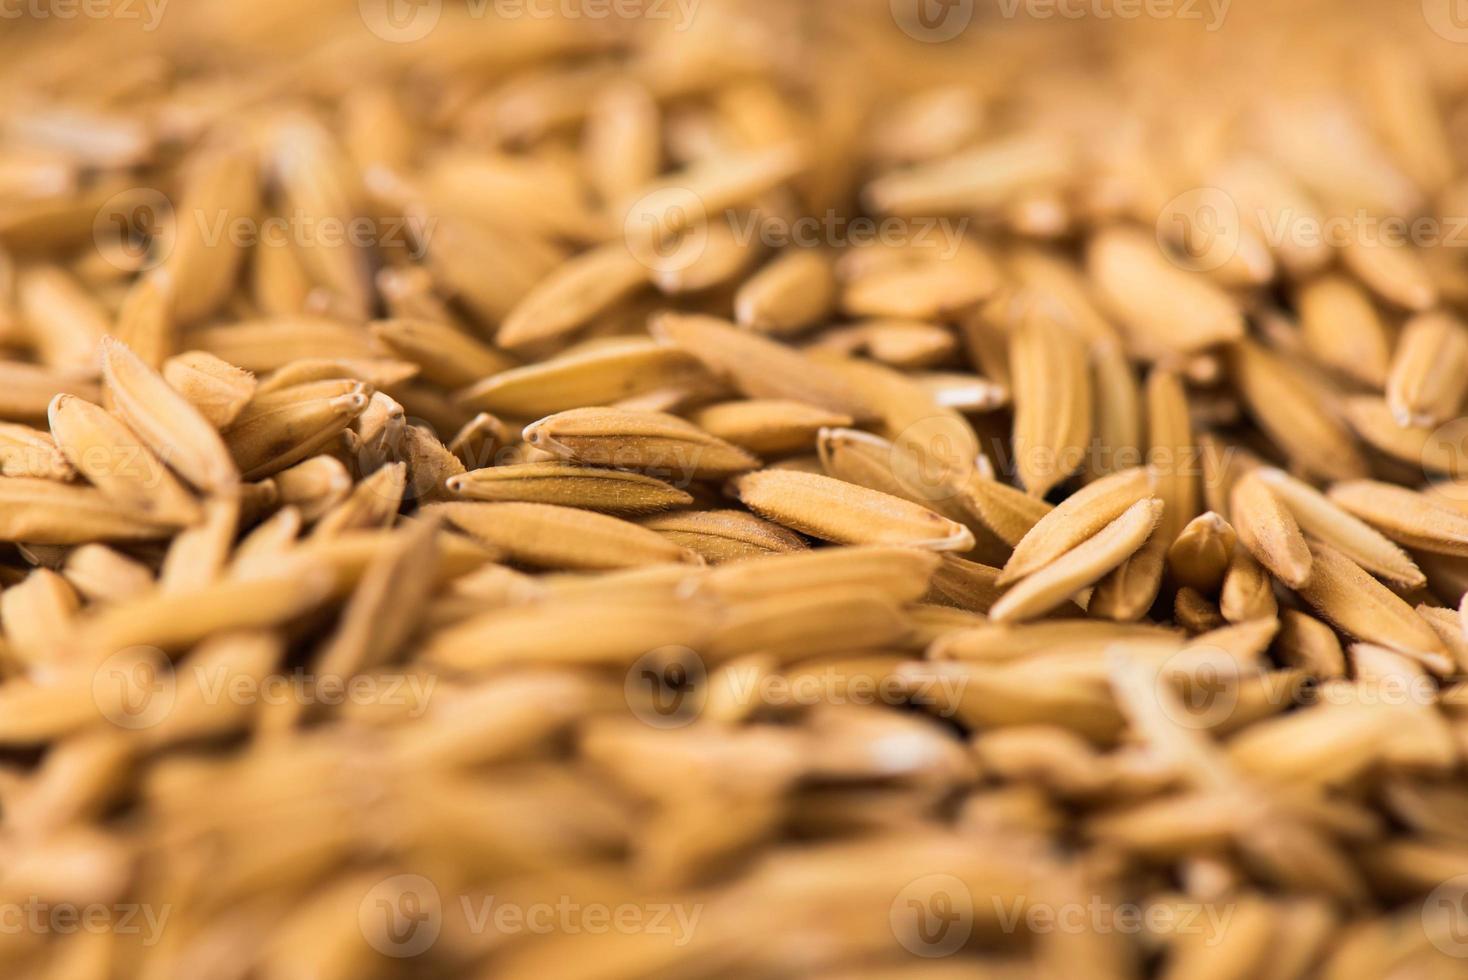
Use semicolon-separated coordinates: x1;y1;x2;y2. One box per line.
3;0;1468;976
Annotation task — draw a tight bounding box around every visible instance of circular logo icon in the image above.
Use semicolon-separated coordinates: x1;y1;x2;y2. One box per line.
93;188;175;272
890;416;976;502
890;0;974;42
91;646;176;730
625;646;707;729
1425;418;1468;485
1423;875;1468;957
622;186;710;277
359;874;442;957
359;0;442;42
1423;0;1468;43
1151;643;1241;731
890;874;973;957
1155;187;1242;274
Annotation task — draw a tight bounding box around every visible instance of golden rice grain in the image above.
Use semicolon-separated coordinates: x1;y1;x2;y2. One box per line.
495;243;650;349
650;312;873;420
0;361;100;422
733;249;836;334
457;338;714;419
0;422;74;479
311;462;407;538
447;461;692;513
161;350;257;430
17;264;110;373
48;394;201;526
158;494;239;591
1219;545;1279;624
524;406;760;479
368;318;516;389
1230;340;1367;482
224;386;369;481
639;510;807;564
1231;470;1314;588
1000;467;1153;585
61;544;154;604
698;545;940;604
102;337;239;492
989;497;1162;623
705;587;906;661
925;555;1006;614
1296;541;1448;662
958;474;1055;547
0;477;178;543
1328;480;1468;556
1341;236;1437;312
1295;274;1391;389
427;501;702;570
1255;467;1424;587
187;316;381;373
1;568;78;666
730;469;975;551
273;455;353;522
75;558;334;655
691;399;851;456
1386;312;1468;427
1009;313;1092;498
1087;227;1244;357
1166;512;1237;593
1344;396;1468;478
1088;369;1193;621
